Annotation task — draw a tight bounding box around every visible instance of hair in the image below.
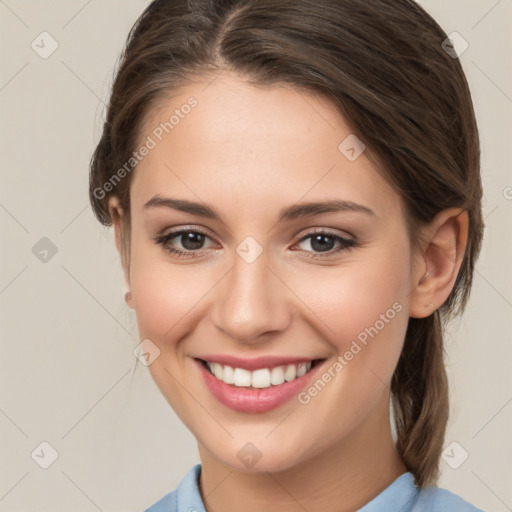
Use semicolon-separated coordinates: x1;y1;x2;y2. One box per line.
89;0;483;488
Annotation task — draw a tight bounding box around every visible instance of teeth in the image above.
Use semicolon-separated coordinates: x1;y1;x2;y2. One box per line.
251;369;270;388
284;364;297;382
296;362;307;377
205;361;313;388
211;362;223;380
270;366;285;385
222;364;235;384
233;368;252;387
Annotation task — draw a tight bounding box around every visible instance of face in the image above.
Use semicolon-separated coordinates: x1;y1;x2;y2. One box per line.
117;72;421;472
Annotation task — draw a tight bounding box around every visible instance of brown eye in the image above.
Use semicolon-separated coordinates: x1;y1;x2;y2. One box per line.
171;231;206;251
154;228;216;259
295;231;357;258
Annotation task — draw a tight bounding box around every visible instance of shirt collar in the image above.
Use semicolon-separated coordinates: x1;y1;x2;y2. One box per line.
176;464;206;512
357;472;419;511
175;465;418;512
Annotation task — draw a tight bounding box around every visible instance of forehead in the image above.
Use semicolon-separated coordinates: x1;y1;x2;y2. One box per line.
130;71;399;220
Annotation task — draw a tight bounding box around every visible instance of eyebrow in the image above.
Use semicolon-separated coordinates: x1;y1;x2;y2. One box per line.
143;195;376;222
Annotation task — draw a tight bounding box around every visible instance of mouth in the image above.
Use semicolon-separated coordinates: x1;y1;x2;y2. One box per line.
194;357;327;413
197;358;324;388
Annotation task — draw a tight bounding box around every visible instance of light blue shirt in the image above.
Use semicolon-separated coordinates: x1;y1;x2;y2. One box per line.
144;464;485;511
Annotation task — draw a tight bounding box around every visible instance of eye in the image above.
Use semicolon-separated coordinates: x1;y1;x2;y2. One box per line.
293;229;357;258
154;227;358;260
154;228;216;259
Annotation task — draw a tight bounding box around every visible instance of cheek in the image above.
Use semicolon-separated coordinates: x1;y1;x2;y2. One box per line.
127;220;218;333
288;245;412;396
294;251;410;342
129;251;210;344
279;253;411;450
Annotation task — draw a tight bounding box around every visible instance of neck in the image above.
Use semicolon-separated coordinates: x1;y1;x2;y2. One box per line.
197;395;407;512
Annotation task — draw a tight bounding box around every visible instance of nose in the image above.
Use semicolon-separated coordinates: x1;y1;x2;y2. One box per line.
211;250;291;344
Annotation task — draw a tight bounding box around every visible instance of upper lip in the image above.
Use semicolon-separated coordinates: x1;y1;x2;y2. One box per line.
195;354;324;371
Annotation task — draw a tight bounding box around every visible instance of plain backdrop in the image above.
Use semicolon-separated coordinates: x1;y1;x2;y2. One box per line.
0;1;511;511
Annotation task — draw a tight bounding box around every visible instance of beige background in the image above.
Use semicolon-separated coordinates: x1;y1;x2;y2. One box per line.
0;1;511;511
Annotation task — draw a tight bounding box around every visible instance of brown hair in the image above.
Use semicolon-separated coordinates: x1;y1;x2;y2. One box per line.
89;0;483;487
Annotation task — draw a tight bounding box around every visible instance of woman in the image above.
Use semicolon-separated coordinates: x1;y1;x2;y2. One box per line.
89;0;485;510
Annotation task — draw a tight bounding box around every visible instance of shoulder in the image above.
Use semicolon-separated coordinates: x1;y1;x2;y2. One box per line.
143;489;177;512
413;484;486;511
142;464;203;512
360;471;486;512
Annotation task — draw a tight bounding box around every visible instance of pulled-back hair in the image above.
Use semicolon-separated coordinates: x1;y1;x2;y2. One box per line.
89;0;484;487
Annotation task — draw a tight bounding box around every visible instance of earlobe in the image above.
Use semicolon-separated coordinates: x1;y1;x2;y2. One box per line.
124;291;133;308
409;208;468;318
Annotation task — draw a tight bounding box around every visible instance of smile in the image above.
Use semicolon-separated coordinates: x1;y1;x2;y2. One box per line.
195;357;326;413
204;360;315;388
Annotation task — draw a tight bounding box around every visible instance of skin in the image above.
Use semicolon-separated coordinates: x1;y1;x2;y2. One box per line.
108;71;468;512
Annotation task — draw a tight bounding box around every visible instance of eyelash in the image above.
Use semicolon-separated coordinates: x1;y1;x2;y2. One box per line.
154;227;358;260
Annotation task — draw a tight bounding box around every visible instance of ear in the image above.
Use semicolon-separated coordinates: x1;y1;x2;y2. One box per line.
107;195;133;309
409;207;469;318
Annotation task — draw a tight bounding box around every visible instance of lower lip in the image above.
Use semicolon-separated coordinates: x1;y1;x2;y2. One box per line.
194;358;324;413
